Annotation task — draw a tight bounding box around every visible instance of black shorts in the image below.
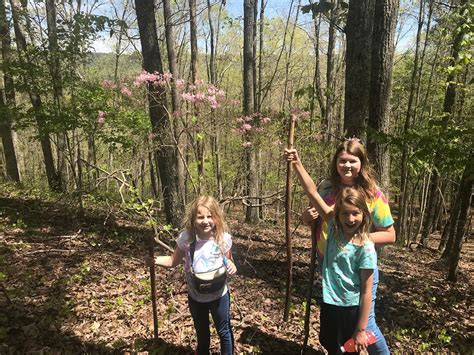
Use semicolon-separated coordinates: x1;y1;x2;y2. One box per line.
319;302;359;354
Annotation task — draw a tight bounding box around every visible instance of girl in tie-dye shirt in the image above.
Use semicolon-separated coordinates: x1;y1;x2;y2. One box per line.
288;139;395;354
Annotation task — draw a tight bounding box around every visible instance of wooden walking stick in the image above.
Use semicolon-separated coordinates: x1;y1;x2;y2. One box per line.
302;218;320;352
283;114;296;321
148;235;159;340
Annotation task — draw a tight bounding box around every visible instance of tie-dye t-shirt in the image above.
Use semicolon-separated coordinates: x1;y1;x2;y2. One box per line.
322;224;377;306
315;179;394;259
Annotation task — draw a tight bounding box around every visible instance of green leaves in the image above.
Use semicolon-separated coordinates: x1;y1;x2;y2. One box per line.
301;1;335;18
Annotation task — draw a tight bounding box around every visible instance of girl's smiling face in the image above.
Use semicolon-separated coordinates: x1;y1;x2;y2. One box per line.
336;151;361;185
338;202;363;237
194;206;215;239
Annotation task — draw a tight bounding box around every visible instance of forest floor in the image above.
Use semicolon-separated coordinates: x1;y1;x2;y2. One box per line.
0;187;472;354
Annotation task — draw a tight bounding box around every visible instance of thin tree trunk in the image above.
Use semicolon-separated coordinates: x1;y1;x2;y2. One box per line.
10;0;60;191
397;0;425;242
0;0;20;182
135;0;183;226
447;165;472;281
312;14;326;125
188;0;204;193
281;0;300;111
243;0;259;223
256;0;265;111
163;0;185;205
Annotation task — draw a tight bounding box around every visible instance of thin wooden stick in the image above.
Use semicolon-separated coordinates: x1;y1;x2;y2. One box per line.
283;114;296;321
302;219;319;352
149;235;159;341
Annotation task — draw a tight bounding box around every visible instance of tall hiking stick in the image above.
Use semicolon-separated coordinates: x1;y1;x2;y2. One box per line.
149;236;159;341
283;114;296;321
302;219;319;352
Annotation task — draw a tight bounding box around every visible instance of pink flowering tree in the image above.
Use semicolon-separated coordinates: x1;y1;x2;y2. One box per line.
102;71;231;193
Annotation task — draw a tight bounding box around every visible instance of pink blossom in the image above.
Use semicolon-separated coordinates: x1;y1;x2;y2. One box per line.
230;99;241;106
207;95;218;109
176;79;186;89
244;116;253;122
133;71;160;87
242;141;252;148
97;111;107;125
232;128;244;135
207;85;218;95
121;86;132;97
254;127;264;133
194;79;203;87
181;92;195;102
262;117;271;124
194;93;207;103
216;89;225;98
102;80;116;89
236;117;245;124
241;123;252;132
163;72;173;82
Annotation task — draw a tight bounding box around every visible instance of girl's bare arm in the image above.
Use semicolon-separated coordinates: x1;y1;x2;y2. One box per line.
154;246;185;268
369;225;396;245
354;269;374;351
285;148;333;221
224;250;237;275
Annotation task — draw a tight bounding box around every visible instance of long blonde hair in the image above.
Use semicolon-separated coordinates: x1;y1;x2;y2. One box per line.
330;139;377;201
182;195;227;249
334;187;371;245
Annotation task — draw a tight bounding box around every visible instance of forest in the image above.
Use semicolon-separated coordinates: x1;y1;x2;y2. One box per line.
0;0;472;353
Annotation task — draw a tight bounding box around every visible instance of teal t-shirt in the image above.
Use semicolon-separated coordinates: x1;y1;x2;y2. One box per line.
322;224;377;306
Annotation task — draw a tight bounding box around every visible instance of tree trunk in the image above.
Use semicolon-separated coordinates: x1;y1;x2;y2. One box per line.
397;0;426;243
0;0;20;182
46;0;67;191
281;0;299;111
447;165;472;282
135;0;183;227
10;0;60;191
163;0;186;204
312;14;326;125
421;0;468;248
324;1;337;141
189;0;204;193
256;0;265;111
367;0;399;191
344;0;374;138
243;0;259;223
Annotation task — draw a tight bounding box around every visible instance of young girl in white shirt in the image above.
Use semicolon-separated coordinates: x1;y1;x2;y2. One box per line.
151;195;237;354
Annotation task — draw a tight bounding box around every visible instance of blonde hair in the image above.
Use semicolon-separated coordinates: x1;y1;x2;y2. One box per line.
182;195;227;249
330;139;377;201
334;187;371;245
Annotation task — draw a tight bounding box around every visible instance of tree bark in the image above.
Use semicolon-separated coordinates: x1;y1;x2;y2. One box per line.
243;0;259;223
367;0;399;190
397;0;426;243
343;0;375;138
447;165;472;282
135;0;183;227
189;0;204;193
10;0;60;191
163;0;186;204
0;0;20;182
